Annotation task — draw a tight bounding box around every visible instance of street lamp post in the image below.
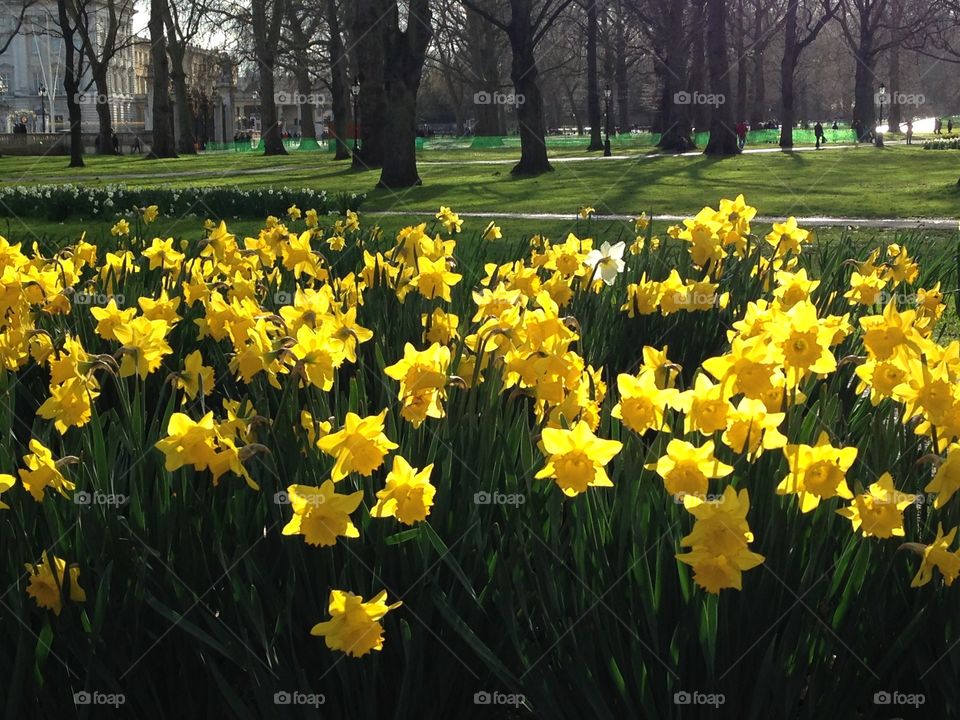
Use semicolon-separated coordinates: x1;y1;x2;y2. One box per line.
351;77;360;157
38;82;46;133
0;75;7;133
603;84;612;157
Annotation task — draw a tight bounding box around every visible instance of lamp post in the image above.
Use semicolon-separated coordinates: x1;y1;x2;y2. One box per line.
603;84;612;157
351;77;360;157
38;82;46;133
0;75;7;133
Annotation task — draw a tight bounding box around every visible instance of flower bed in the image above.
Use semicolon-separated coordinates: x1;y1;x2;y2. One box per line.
0;200;958;715
0;183;364;221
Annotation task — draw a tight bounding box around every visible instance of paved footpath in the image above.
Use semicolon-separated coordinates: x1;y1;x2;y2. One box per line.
370;209;957;230
7;137;889;182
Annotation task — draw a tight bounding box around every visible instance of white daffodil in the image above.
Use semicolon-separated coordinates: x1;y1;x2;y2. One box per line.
584;241;626;285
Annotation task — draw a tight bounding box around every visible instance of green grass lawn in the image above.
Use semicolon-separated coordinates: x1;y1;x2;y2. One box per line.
2;144;959;220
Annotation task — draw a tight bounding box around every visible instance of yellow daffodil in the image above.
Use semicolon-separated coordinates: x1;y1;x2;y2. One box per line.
311;589;401;657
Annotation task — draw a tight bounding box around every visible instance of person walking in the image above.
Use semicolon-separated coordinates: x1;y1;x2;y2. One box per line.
735;121;747;150
814;121;825;149
905;118;913;145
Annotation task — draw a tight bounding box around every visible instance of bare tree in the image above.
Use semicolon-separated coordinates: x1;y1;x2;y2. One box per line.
630;0;696;151
325;0;352;159
377;0;433;188
66;0;136;154
163;0;211;154
55;0;85;166
148;0;178;158
0;0;36;55
584;0;604;149
250;0;289;154
837;0;935;138
463;0;577;174
350;0;387;168
779;0;838;148
703;0;739;154
282;0;325;143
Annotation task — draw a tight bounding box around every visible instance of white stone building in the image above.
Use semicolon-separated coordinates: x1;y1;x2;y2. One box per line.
0;0;140;133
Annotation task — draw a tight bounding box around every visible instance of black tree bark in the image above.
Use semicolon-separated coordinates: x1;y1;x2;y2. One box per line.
779;0;836;149
351;0;388;168
56;0;85;167
147;0;177;159
252;0;288;155
326;0;351;159
377;0;432;188
164;29;196;154
655;0;694;151
703;0;739;155
585;0;604;151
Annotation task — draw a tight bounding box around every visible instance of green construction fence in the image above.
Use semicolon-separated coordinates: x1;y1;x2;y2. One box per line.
201;127;857;153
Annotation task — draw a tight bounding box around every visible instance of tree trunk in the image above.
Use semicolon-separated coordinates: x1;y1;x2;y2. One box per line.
564;81;584;134
147;0;177;159
377;0;432;189
734;0;747;124
703;0;738;155
655;0;693;151
688;15;709;132
56;0;84;167
852;31;876;137
258;65;287;155
585;0;603;150
92;66;116;155
509;37;552;174
778;0;799;149
351;0;387;168
295;68;316;140
326;0;351;159
252;0;287;156
749;1;766;126
466;3;501;136
750;48;765;126
886;1;902;131
167;42;196;154
614;0;629;131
